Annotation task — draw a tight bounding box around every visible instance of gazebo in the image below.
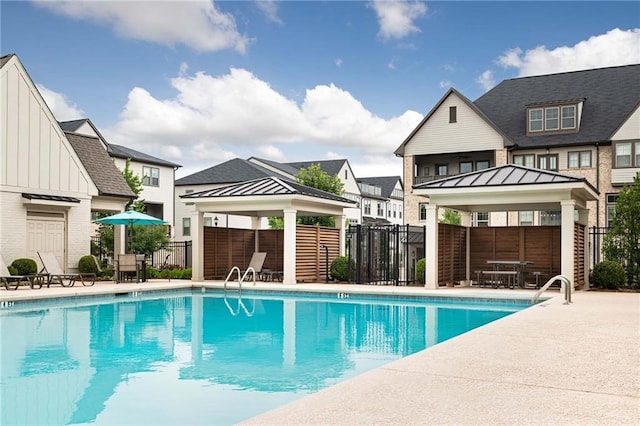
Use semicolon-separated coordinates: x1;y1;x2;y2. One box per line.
181;176;356;284
413;165;600;290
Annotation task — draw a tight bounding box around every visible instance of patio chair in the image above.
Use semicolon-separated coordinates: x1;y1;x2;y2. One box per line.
115;253;140;283
238;252;267;281
0;255;44;290
37;252;95;287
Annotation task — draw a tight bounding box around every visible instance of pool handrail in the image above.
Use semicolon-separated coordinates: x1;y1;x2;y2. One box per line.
532;274;572;305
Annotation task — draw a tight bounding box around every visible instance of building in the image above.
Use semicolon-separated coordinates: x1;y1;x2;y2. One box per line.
356;176;403;225
395;65;640;230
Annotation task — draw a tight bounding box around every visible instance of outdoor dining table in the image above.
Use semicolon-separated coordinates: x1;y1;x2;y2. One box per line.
486;260;533;288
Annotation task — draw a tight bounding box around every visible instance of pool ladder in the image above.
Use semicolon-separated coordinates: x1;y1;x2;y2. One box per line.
532;274;572;305
223;266;257;317
224;266;257;291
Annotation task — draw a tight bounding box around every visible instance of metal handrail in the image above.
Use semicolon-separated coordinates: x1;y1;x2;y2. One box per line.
532;274;572;305
224;266;242;291
223;295;255;317
241;267;257;286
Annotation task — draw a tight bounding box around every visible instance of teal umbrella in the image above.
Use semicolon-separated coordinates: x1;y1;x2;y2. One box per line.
95;210;167;252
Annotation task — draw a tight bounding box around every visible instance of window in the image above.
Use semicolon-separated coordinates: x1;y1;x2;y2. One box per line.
476;160;490;170
204;217;212;227
182;218;191;236
473;212;489;227
364;200;371;216
460;161;473;174
419;203;428;221
344;170;348;179
519;211;533;226
399;205;402;219
606;194;619;228
513;154;535;168
393;204;397;218
613;141;640;168
568;151;592;168
528;104;577;134
538;154;558;171
142;166;160;186
449;106;457;123
540;210;561;226
436;164;448;176
377;202;384;216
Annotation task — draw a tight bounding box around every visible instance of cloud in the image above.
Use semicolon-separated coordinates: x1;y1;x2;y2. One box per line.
370;0;427;40
255;1;283;25
33;0;250;53
37;84;84;121
497;28;640;76
475;70;495;92
335;58;343;68
439;80;452;89
104;67;422;176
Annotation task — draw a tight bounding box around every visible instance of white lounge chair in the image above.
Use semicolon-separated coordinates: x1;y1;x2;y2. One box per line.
0;255;44;290
37;252;95;287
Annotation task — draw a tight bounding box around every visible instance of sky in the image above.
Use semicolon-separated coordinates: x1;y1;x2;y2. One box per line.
2;1;639;180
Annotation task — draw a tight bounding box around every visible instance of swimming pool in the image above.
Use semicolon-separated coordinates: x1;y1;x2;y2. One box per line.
0;289;531;425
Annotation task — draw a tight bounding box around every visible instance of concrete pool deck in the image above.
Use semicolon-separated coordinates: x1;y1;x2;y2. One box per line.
1;281;638;425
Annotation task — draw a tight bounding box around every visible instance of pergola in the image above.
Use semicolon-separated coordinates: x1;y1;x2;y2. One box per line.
181;177;356;284
413;165;599;290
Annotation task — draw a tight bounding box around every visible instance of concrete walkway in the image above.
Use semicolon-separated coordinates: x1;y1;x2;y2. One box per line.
1;281;638;425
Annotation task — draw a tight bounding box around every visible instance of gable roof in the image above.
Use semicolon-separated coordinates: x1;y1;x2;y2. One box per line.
394;88;511;156
286;159;348;177
474;64;640;148
181;176;355;204
175;158;285;186
65;132;135;198
414;164;598;194
108;144;181;169
247;157;300;177
357;176;403;198
0;53;14;68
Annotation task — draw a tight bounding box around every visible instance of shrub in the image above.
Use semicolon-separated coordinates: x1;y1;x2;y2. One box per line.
330;256;355;282
11;258;37;275
100;266;114;280
416;258;426;284
78;255;99;274
8;265;18;275
592;260;626;290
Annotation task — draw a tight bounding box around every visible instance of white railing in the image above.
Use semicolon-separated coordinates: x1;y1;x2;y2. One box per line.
532;274;572;305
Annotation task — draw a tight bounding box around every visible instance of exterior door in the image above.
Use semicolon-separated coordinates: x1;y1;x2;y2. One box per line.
27;213;66;271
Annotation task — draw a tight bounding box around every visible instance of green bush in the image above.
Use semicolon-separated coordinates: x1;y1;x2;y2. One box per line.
592;260;626;290
11;258;37;275
416;258;426;284
78;255;99;274
330;256;355;282
8;265;18;275
100;266;114;280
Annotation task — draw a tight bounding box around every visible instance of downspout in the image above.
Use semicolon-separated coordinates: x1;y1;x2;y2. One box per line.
595;143;600;228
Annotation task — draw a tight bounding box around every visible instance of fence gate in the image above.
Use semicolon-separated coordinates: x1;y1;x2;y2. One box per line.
347;224;425;285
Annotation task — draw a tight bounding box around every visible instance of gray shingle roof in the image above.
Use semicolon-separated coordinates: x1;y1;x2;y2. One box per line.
1;54;14;68
65;132;135;198
58;119;87;133
248;157;300;176
286;159;347;177
414;164;598;194
109;144;181;168
357;176;403;198
474;64;640;148
181;176;355;204
175;158;286;186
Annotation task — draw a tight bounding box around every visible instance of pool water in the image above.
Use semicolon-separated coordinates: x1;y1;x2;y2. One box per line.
0;290;529;425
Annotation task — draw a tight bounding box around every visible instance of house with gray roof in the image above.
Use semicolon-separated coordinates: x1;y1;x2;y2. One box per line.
356;176;403;225
395;64;640;231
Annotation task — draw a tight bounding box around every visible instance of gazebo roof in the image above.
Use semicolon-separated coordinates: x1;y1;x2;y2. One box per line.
413;164;599;213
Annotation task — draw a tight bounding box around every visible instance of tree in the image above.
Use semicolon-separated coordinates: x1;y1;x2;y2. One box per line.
440;209;461;225
603;172;640;288
268;163;345;228
121;158;145;212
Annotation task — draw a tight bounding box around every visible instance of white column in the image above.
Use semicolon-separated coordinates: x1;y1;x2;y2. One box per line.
114;224;126;255
191;210;204;282
283;209;297;284
461;211;472;286
424;204;439;289
335;214;346;256
560;200;575;292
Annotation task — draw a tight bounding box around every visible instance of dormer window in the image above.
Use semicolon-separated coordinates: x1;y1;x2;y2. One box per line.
527;100;580;135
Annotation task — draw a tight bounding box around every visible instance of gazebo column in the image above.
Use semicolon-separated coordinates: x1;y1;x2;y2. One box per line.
424;204;439;289
460;211;472;286
191;210;204;282
114;224;126;255
283;209;297;285
560;200;575;292
334;214;346;256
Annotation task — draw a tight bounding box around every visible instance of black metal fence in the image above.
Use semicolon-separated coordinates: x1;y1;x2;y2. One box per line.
91;237;192;269
589;226;609;268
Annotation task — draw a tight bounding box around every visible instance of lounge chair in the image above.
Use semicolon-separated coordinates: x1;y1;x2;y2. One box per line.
239;252;267;280
0;255;44;290
115;253;140;283
37;252;95;287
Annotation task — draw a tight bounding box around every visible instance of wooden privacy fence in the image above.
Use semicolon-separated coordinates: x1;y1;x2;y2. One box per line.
203;225;339;282
438;224;467;285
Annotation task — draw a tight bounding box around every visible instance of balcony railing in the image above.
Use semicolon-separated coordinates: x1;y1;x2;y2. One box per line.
414;174;458;185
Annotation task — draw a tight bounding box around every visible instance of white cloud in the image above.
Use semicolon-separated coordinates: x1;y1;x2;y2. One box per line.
104;67;422;176
498;28;640;76
33;0;250;53
439;80;452;89
370;0;427;40
37;84;84;121
475;70;495;92
255;1;283;25
335;58;343;68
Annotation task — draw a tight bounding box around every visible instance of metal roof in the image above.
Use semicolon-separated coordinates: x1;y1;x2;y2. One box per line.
413;164;598;193
22;193;80;203
181;176;355;205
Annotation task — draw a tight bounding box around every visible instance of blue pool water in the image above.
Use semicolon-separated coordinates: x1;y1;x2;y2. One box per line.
0;290;530;425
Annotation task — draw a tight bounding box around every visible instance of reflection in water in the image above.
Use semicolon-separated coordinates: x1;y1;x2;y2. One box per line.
0;292;521;425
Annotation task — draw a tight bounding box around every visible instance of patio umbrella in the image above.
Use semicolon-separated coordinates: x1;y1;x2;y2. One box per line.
94;210;167;252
